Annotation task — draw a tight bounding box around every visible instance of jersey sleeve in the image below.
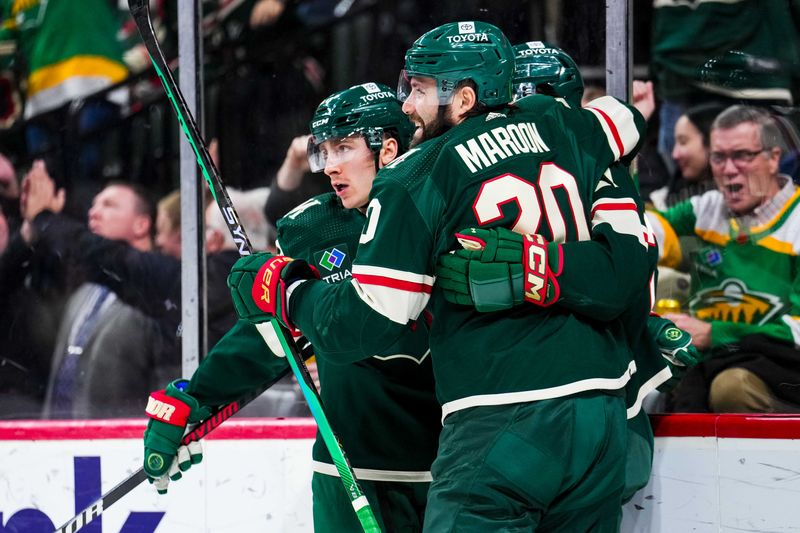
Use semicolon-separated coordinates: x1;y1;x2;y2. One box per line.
187;319;291;407
646;199;698;268
289;177;435;363
561;95;646;172
552;164;653;320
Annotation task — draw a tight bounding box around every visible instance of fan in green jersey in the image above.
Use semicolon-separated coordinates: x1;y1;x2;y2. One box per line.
230;20;654;531
144;83;439;532
649;104;800;414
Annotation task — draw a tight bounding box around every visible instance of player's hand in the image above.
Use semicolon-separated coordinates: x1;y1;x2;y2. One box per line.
143;380;212;494
647;315;701;367
437;227;524;312
228;252;319;333
436;227;559;312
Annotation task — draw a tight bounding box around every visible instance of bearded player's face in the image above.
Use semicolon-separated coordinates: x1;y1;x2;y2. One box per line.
402;76;450;147
321;136;377;210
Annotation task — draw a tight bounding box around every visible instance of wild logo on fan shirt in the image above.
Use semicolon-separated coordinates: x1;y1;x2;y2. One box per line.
690;279;784;325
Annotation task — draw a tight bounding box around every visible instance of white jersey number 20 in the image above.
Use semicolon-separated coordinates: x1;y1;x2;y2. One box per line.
473;164;590;242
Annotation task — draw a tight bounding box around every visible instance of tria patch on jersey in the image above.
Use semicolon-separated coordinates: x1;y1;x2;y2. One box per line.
690;279;784;325
319;247;345;271
314;243;353;284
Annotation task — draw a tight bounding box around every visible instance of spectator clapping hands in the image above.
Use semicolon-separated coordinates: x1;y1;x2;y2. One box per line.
20;160;65;243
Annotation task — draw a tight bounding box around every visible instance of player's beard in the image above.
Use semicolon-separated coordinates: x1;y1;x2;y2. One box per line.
410;106;453;148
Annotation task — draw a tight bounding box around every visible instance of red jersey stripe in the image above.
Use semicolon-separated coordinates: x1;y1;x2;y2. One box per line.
591;201;638;217
587;105;625;157
353;273;433;294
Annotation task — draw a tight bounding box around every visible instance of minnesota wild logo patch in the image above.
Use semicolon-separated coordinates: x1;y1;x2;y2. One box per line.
314;244;352;283
690;279;783;325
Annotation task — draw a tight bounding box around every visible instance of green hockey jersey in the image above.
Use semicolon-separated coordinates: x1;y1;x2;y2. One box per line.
191;192;440;480
648;178;800;350
0;0;128;117
615;163;672;419
290;95;650;419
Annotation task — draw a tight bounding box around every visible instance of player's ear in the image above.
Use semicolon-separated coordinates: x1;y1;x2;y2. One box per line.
378;137;399;168
453;84;477;119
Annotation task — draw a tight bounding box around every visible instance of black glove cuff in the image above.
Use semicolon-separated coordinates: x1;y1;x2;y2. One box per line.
281;259;319;286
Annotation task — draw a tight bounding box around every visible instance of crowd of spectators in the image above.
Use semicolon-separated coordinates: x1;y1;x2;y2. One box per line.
0;0;798;419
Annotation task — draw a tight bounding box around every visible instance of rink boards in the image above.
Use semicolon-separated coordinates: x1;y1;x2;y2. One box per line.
0;414;799;532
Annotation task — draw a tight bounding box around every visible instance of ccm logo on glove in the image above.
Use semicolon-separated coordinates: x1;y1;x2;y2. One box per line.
523;234;548;304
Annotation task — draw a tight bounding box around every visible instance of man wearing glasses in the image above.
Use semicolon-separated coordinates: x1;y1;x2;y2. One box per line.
648;105;800;413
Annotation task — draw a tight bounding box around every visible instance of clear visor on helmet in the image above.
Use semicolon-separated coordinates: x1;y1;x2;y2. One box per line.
306;129;382;173
515;61;560;80
397;69;457;106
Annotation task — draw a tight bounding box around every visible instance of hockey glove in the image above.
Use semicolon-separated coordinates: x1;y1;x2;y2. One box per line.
436;227;559;312
228;252;319;334
143;379;212;494
647;315;700;367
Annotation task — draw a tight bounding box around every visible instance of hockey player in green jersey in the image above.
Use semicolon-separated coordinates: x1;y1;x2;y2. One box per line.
141;83;440;532
649;104;800;413
228;21;655;530
434;41;699;507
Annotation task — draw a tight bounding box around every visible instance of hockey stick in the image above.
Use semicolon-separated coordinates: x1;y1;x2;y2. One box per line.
54;4;381;531
133;0;378;530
